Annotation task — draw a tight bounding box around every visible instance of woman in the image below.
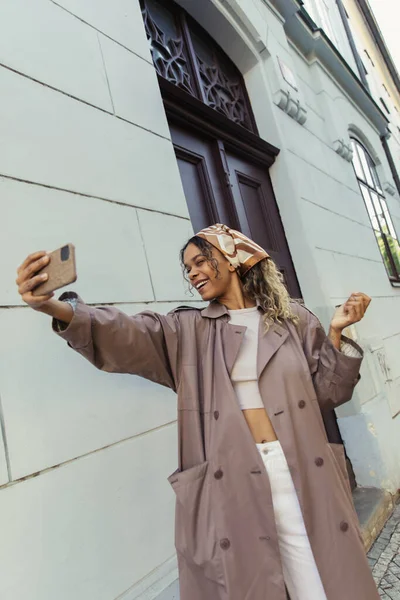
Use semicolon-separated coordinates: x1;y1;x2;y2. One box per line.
16;224;378;600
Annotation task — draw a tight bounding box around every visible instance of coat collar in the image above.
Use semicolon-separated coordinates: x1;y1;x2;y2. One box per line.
201;301;229;319
202;300;289;379
201;299;263;319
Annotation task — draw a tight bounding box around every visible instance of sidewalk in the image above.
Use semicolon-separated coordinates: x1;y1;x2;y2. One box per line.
367;501;400;599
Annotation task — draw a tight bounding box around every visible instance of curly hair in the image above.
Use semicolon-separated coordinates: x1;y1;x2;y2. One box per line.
180;236;299;331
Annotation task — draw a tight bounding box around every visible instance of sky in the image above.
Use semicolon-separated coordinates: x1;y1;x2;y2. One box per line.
367;0;400;74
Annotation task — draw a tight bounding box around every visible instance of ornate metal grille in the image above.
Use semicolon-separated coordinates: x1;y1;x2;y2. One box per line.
141;0;194;95
140;0;255;132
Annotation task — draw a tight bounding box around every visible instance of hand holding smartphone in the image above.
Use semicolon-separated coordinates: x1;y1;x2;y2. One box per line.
32;244;77;296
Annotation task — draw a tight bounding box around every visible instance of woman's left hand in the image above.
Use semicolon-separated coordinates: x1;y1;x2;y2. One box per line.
330;292;371;332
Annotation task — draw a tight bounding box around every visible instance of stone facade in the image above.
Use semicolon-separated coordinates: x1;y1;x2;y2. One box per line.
0;1;400;599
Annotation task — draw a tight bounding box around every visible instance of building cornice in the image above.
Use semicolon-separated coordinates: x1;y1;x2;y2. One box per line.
264;0;389;135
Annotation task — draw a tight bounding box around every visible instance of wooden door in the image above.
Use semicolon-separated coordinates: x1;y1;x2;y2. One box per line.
225;151;300;298
171;122;301;298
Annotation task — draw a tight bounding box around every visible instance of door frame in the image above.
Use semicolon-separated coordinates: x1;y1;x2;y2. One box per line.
160;77;280;168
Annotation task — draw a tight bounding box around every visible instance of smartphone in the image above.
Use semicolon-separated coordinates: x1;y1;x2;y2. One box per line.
32;244;77;296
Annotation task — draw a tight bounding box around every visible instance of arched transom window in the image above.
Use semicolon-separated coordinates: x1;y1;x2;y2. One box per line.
351;138;400;283
140;0;256;132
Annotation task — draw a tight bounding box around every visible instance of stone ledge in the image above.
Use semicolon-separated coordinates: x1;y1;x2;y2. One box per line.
353;487;397;552
333;138;354;162
273;89;307;124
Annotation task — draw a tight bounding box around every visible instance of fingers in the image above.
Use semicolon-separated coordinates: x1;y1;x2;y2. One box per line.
349;292;371;308
344;301;362;322
16;251;54;309
362;293;372;311
16;254;50;286
343;292;371;323
17;251;48;275
22;291;54;305
18;272;48;296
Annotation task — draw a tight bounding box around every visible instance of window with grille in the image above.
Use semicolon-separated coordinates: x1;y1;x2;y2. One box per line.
351;138;400;283
140;0;256;132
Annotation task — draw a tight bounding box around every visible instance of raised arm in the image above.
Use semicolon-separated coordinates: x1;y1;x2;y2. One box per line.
53;292;180;389
16;251;180;390
294;293;370;412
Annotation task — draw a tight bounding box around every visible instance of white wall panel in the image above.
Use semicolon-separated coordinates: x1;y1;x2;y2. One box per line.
0;305;179;479
1;178;154;306
359;295;400;340
301;197;383;261
0;424;177;600
0;0;112;111
51;0;151;59
298;160;365;218
383;334;400;381
0;67;188;217
99;35;170;138
137;210;194;302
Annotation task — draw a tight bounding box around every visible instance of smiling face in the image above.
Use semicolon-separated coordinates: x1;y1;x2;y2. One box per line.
183;241;237;302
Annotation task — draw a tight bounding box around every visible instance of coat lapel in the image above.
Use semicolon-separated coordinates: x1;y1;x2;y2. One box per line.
202;301;289;378
202;301;247;376
222;323;247;375
257;320;289;380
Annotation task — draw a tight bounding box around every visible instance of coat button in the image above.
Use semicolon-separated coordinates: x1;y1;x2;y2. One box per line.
315;457;324;467
220;538;231;550
214;411;220;420
214;469;224;480
298;400;306;409
340;521;349;532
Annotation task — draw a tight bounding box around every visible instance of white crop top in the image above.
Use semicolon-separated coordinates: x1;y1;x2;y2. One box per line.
227;306;265;411
227;305;362;411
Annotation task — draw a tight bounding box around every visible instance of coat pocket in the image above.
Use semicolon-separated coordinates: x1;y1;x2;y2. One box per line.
327;443;364;544
168;461;225;587
327;443;353;504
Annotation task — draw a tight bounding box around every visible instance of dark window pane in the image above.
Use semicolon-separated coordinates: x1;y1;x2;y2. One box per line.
357;144;374;187
190;30;253;130
141;0;256;132
351;141;366;181
380;97;390;114
141;0;195;95
381;198;399;240
386;235;400;276
191;30;215;67
360;184;379;231
366;152;383;193
370;191;392;236
375;231;397;278
146;0;178;38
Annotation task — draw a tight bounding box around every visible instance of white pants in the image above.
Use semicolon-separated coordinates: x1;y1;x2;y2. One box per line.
256;440;328;600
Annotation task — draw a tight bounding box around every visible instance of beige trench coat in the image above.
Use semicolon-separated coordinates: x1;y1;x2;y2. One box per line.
55;292;379;600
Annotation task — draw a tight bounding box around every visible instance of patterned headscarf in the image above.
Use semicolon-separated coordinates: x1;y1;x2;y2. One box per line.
196;223;269;278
